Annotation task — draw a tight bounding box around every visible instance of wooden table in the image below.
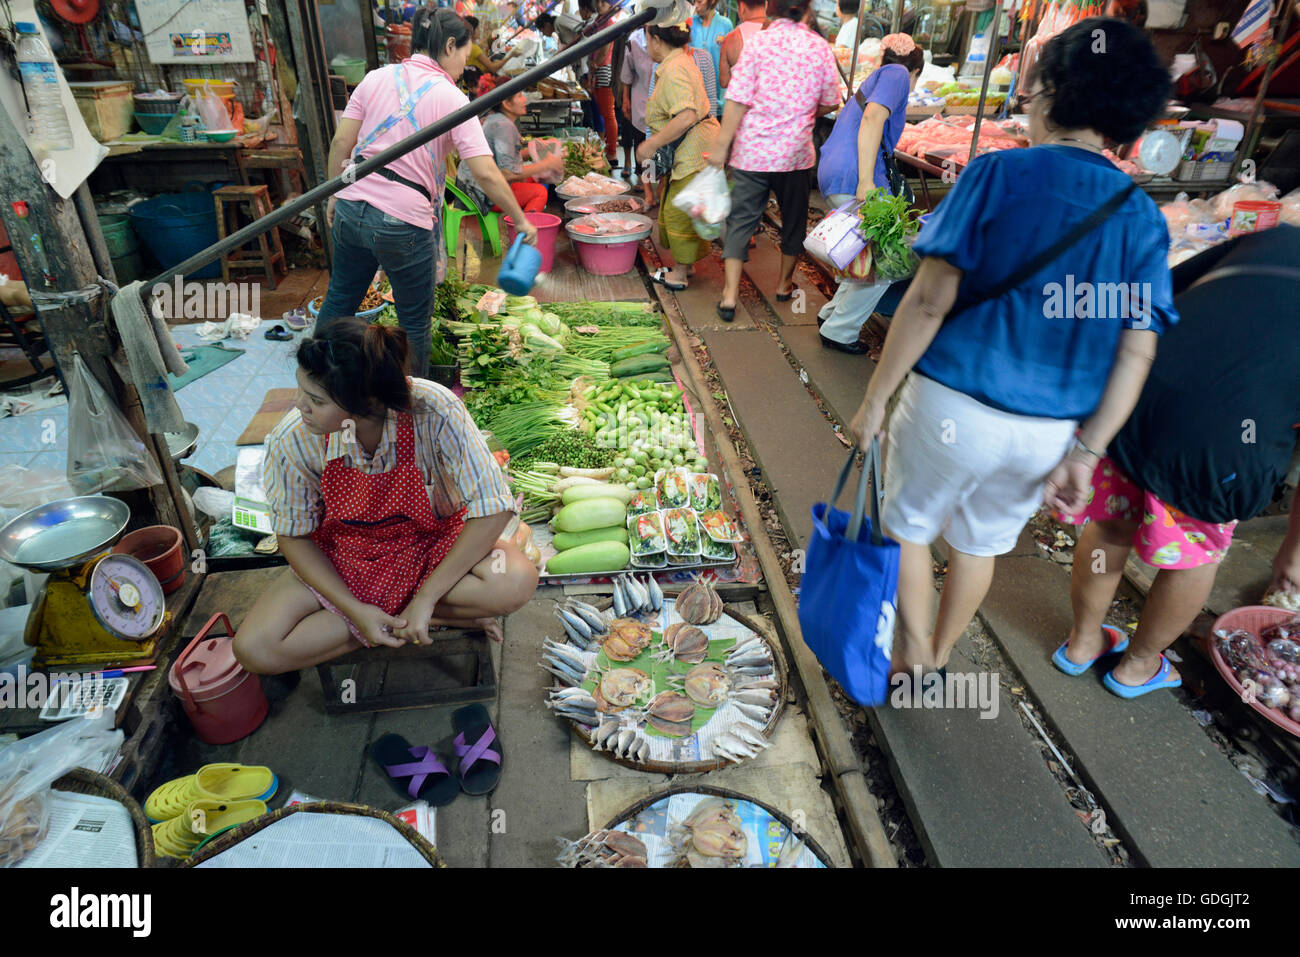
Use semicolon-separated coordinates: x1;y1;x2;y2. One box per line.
92;136;267;193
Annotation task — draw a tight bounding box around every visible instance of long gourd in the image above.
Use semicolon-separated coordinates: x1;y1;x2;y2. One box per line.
610;340;669;363
552;497;627;533
611;354;671;378
560;483;634;506
552;526;629;551
545;540;631;575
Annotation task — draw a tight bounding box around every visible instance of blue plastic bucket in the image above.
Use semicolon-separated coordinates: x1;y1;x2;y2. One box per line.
129;191;222;280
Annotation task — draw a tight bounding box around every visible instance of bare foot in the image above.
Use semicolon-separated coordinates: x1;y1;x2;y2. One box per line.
1109;651;1180;687
1063;626;1109;665
427;615;504;643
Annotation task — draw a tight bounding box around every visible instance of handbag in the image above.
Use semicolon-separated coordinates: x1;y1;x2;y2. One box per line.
798;440;900;707
652;113;709;181
855;86;914;205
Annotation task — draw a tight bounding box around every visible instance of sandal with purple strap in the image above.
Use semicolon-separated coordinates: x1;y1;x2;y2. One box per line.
451;704;503;796
370;733;460;807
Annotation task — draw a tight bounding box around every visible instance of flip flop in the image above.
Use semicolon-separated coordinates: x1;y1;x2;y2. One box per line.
716;304;736;323
651;268;687;291
264;324;293;341
1052;624;1130;677
283;309;309;331
370;733;460;807
451;704;503;796
1103;654;1182;699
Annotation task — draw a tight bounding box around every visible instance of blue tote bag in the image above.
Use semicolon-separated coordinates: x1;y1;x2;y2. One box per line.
798;440;900;706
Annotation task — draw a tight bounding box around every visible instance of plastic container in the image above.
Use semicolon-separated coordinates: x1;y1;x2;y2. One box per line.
1228;200;1282;237
129;190;222;280
565;212;653;276
98;213;138;258
386;23;412;61
504;212;562;273
169;613;269;745
133;111;173;135
134;91;184;115
15;22;73;151
113;524;184;595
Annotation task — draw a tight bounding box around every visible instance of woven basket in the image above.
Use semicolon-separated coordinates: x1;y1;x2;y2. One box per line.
179;802;445;867
51;768;155;867
1209;605;1300;738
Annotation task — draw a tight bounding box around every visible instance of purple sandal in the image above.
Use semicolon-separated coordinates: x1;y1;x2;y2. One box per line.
370;733;460;807
452;704;503;795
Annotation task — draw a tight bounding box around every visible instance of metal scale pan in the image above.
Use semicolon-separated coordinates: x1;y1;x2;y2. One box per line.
0;495;131;572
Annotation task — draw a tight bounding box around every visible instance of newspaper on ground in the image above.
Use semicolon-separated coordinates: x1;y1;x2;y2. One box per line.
284;790;437;848
194;811;434;868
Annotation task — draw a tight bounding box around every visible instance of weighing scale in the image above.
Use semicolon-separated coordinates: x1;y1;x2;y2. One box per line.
0;497;170;669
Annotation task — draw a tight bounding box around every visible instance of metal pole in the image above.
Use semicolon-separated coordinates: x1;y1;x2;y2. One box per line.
845;3;866;100
892;0;904;34
1234;0;1296;181
966;0;1002;165
141;8;657;295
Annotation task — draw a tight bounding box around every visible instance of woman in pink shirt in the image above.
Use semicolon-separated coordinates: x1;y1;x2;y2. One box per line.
707;0;840;321
320;11;536;376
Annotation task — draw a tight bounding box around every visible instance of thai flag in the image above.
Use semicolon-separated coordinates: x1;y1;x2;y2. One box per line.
1231;0;1273;49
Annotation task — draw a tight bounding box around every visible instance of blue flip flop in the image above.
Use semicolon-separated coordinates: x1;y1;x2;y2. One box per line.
1052;624;1130;677
1103;654;1182;699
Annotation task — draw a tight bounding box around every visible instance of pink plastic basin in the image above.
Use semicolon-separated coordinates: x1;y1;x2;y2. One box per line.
504;212;562;273
571;236;641;276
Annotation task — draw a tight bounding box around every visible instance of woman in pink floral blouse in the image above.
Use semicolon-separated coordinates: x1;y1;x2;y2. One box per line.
707;0;841;321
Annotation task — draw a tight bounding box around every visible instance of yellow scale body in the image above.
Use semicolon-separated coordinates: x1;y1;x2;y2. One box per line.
24;551;169;668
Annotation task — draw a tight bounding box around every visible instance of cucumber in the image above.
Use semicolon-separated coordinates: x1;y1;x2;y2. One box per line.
560;483;635;505
610;340;670;364
551;526;630;551
553;497;628;533
611;355;672;378
545;540;631;575
635;370;677;384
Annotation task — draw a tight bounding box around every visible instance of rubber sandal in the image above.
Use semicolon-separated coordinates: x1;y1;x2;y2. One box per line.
651;268;687;291
1052;624;1130;677
716;304;736;323
370;733;460;807
264;324;293;340
452;703;503;796
145;763;279;823
151;798;267;860
283;308;309;331
1103;654;1182;699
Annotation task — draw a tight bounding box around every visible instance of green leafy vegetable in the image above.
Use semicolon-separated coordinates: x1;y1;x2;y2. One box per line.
857;188;920;280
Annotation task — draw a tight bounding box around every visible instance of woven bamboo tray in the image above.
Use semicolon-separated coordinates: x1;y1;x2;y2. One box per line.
555;589;788;775
52;768;155;868
598;784;835;867
180;802;444;867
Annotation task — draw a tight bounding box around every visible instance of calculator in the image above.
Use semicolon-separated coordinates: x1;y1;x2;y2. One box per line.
39;677;129;721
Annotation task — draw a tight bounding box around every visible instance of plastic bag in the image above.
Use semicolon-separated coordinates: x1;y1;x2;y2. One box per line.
0;711;123;867
673;166;730;241
804;201;868;271
194;86;231;131
1209;181;1279;220
65;353;164;494
527;137;566;184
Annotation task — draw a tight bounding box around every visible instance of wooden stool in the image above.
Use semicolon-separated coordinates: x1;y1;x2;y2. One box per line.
315;629;497;716
213;184;287;290
238;147;307;207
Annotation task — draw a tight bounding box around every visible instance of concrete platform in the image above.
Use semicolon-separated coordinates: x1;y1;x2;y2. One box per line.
778;323;875;428
978;544;1300;867
871;639;1108;868
643;236;757;331
741;233;828;326
700;326;850;551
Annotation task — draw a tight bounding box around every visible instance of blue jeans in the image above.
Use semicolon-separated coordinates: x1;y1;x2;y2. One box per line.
318;198;436;377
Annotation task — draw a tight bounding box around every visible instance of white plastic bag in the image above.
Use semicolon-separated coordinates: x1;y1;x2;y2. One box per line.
673;166;730;241
65;353;164;494
804;201;868;271
0;711;123;867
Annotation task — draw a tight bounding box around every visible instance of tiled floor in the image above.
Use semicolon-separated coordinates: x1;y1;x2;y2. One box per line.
0;322;303;481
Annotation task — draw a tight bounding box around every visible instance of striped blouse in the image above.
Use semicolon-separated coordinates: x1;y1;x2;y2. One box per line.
262;378;516;538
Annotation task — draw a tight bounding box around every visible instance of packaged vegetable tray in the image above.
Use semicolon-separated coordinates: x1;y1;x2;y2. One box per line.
656;468;690;510
688;473;722;512
663;507;701;557
697;509;743;543
628;489;659;516
628;511;667;556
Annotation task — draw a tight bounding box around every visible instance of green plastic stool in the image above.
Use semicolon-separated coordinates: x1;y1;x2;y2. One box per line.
444;182;503;259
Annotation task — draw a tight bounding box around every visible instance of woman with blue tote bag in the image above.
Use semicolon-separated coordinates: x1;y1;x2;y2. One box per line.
799;439;900;706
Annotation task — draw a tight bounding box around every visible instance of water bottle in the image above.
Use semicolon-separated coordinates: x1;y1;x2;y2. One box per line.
15;22;74;152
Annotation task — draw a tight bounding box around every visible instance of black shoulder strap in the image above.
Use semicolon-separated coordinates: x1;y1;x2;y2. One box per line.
952;181;1138;316
1187;262;1300;291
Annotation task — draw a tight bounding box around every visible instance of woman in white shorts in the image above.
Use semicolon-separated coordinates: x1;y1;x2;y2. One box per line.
848;19;1176;675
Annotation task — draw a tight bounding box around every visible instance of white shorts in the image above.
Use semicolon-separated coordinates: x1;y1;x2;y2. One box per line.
881;374;1077;556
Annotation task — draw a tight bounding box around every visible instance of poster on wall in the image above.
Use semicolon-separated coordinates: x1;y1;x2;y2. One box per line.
136;0;255;64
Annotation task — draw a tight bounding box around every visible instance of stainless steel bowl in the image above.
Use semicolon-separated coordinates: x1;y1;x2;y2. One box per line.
165;422;200;461
0;495;131;571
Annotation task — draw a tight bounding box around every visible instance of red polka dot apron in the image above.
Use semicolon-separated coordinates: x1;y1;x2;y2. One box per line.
311;412;467;629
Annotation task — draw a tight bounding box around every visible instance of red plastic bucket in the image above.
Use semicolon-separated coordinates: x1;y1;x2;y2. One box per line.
169;613;269;744
113;524;185;595
504;212;562;273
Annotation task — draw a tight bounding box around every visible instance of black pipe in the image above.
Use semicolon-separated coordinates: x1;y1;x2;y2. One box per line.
141;6;657;296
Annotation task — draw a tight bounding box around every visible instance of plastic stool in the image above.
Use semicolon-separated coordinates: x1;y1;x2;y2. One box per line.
444;181;503;259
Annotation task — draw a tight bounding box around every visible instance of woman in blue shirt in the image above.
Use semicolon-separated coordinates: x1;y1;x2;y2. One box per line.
816;33;923;353
847;18;1175;679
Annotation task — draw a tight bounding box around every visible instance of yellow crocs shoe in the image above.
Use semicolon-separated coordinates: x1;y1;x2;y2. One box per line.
145;764;278;823
151;798;268;860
